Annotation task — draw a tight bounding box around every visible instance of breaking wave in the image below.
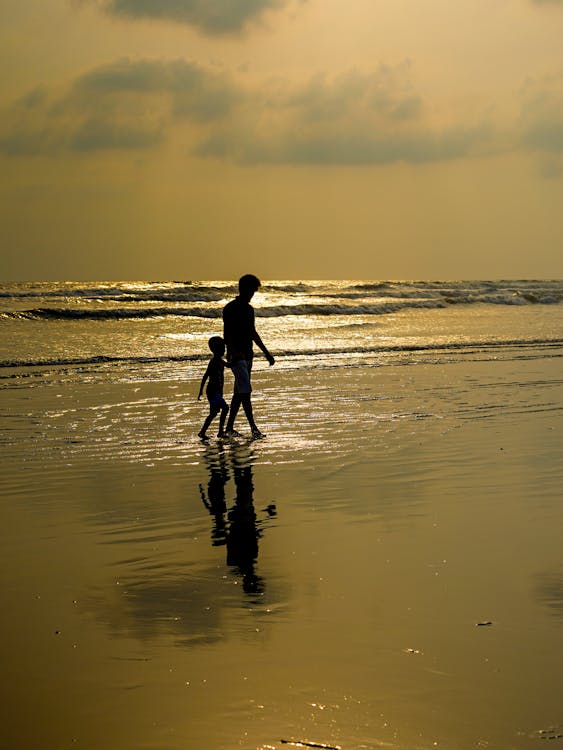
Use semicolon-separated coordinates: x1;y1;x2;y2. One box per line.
1;306;223;321
2;289;561;323
2;337;562;371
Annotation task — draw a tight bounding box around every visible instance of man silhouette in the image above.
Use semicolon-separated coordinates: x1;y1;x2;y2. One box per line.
223;274;275;438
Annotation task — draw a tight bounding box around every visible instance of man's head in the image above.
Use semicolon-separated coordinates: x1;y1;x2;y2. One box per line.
208;336;225;356
238;274;261;302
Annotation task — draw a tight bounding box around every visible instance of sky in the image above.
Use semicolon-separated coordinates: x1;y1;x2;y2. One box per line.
1;0;563;280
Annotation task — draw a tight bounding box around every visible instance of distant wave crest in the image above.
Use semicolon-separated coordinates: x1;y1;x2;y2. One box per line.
0;286;229;303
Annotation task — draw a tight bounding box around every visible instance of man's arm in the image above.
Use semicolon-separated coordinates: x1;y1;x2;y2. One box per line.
222;302;235;357
253;330;275;366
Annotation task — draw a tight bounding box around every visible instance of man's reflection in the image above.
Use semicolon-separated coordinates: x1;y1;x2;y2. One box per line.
200;442;276;596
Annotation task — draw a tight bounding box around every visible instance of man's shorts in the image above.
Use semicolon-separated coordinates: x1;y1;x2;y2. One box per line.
207;393;228;413
231;359;252;394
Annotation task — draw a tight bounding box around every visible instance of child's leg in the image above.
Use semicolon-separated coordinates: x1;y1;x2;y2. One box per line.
218;404;229;436
199;406;219;438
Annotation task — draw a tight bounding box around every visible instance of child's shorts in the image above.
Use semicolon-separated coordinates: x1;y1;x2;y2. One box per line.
231;359;252;394
207;393;228;413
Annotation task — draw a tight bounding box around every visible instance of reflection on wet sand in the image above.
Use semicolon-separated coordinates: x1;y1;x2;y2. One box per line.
199;445;229;547
84;441;283;648
200;441;277;597
536;570;563;620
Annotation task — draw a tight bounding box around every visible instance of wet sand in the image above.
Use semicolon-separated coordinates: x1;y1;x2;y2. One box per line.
1;354;562;750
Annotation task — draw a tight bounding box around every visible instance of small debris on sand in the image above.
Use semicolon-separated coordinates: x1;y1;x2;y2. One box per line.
280;741;342;750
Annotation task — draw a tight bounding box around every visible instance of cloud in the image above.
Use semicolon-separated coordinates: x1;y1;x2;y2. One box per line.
196;123;489;166
520;72;563;154
71;117;164;151
66;58;243;121
0;58;494;165
17;86;49;110
196;65;492;165
285;67;423;124
81;0;289;34
538;156;563;178
0;58;242;155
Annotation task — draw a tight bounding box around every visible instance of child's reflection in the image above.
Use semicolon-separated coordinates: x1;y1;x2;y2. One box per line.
199;443;229;547
199;442;277;595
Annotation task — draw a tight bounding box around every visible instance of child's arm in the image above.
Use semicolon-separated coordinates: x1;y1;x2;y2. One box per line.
198;365;209;400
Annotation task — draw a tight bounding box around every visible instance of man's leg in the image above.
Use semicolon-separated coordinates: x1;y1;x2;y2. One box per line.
240;394;257;432
226;393;242;432
241;358;264;435
227;359;251;433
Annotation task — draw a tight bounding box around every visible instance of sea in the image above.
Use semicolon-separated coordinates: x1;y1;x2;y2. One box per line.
1;278;562;379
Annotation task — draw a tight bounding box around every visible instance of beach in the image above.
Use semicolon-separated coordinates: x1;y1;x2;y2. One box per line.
1;282;562;749
1;353;562;749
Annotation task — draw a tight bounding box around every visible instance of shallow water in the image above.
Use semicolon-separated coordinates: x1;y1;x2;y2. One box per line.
1;342;562;749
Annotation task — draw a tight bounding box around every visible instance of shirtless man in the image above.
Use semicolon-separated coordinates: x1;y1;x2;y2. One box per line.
223;274;275;438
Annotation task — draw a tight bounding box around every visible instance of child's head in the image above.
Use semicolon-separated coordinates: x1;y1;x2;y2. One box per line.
208;336;225;356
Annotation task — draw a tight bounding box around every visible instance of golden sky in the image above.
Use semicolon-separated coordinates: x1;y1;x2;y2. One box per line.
2;0;563;280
